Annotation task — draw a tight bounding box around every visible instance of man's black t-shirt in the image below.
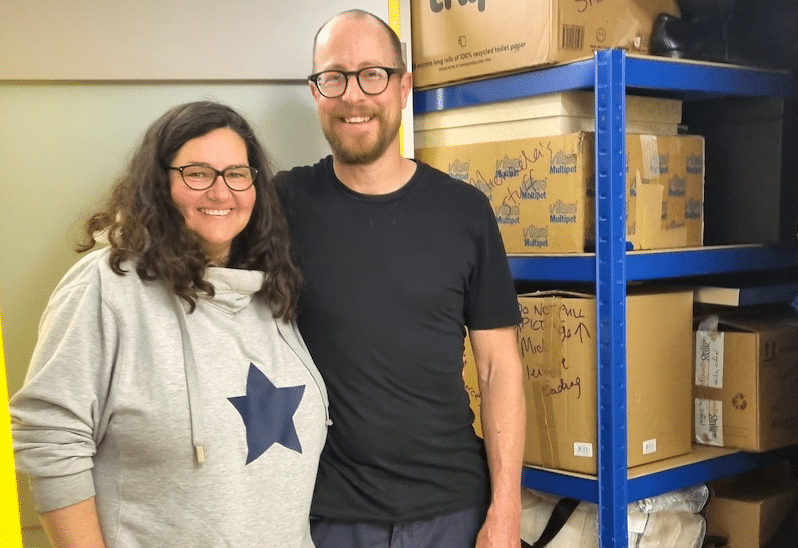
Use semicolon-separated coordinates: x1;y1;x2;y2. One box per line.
277;156;521;523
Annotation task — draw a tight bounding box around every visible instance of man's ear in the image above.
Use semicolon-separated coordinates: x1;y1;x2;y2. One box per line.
309;81;321;101
400;71;413;108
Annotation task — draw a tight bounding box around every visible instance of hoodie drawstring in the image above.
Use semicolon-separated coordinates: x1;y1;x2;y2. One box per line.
174;294;207;464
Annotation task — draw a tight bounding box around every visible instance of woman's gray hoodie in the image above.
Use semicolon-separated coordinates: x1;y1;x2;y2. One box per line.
10;248;329;547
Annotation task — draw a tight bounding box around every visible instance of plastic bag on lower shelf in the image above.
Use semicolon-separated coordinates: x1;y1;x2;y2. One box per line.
632;484;710;514
521;486;708;548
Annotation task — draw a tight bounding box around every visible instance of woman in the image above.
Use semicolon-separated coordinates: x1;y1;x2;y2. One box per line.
10;101;329;548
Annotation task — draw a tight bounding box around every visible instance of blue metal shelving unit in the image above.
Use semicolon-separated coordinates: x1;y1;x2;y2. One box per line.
414;50;798;548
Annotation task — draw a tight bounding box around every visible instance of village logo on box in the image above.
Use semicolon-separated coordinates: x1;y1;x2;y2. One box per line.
430;0;486;13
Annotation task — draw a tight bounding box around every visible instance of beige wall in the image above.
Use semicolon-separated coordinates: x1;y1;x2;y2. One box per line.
0;81;327;542
1;0;395;80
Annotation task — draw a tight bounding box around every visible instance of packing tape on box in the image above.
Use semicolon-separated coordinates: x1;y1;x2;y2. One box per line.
531;295;565;469
694;315;724;446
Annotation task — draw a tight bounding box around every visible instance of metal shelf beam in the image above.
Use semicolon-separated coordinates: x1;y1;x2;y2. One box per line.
508;246;798;282
521;443;798;505
413;59;594;113
413;56;798;115
624;56;798;97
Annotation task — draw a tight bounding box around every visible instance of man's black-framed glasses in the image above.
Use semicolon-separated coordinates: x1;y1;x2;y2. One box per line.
169;165;258;191
308;66;403;98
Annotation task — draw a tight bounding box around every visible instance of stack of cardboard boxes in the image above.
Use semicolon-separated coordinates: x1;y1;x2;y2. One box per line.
415;98;705;253
413;2;705;255
690;307;798;546
413;0;700;476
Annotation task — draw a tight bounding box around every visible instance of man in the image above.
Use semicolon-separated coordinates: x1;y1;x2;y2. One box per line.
276;9;525;548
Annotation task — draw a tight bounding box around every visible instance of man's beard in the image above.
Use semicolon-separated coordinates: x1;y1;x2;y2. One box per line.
322;111;400;166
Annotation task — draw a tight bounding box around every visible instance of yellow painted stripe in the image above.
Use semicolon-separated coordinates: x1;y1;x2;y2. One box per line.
0;305;23;547
387;0;405;157
388;0;401;44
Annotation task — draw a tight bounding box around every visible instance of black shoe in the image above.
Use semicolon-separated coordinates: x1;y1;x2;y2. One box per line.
651;1;798;71
650;11;741;65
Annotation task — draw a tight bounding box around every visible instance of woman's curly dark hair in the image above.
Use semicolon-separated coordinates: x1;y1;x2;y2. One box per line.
77;101;302;321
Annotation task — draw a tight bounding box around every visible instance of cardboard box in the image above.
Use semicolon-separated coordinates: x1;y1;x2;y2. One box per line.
416;132;704;253
694;310;798;451
411;0;680;89
414;91;683;149
627;131;705;249
464;288;694;475
692;283;798;307
705;465;798;548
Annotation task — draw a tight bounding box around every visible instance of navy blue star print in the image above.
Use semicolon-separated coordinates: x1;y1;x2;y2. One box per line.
228;363;305;464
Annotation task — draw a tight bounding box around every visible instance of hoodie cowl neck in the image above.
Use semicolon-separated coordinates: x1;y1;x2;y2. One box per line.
201;267;265;314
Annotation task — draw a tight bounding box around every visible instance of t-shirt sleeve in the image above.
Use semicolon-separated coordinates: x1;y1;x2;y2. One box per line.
464;192;521;330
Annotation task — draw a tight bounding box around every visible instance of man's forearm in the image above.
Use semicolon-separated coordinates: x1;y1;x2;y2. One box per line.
480;359;525;509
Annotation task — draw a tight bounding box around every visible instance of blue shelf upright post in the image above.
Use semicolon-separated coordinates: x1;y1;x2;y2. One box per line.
594;49;628;548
